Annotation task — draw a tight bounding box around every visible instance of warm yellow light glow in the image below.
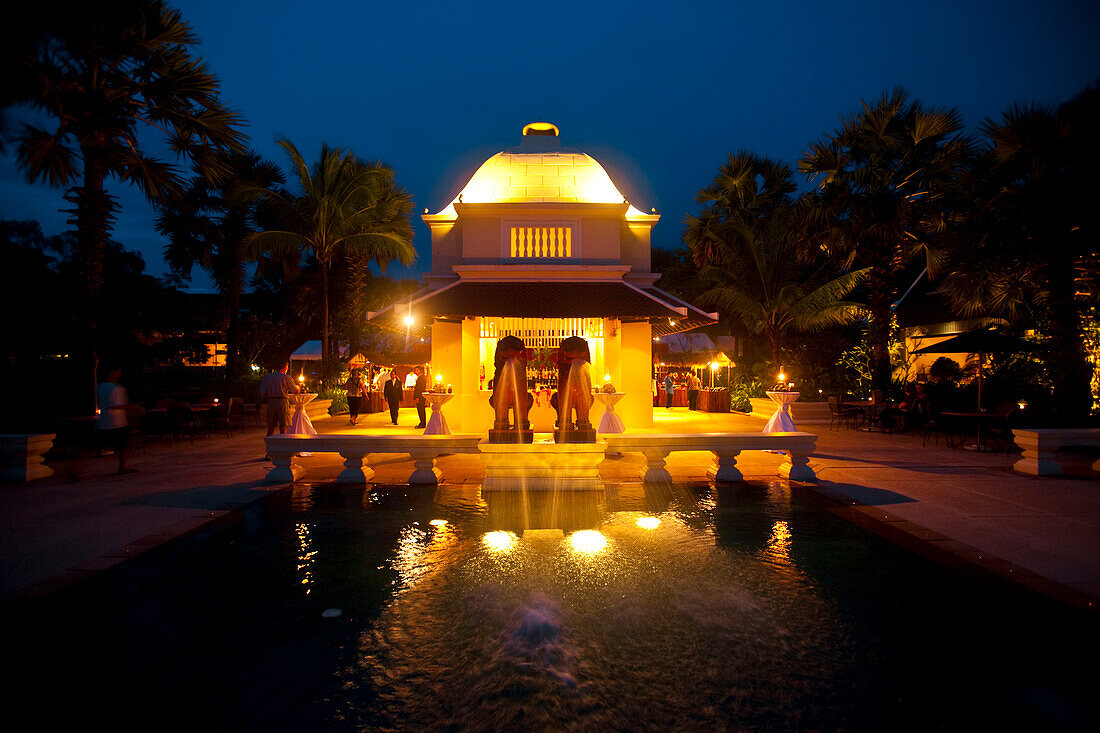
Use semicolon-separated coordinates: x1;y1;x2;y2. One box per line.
445;150;629;206
777;373;785;383
435;374;443;384
298;374;305;383
709;362;718;370
404;315;415;327
604;373;611;382
636;516;660;530
522;121;560;136
429;519;448;527
567;529;608;555
482;530;518;552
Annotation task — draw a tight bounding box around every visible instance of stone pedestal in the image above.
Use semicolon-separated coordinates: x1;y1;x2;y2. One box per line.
554;428;597;444
488;429;534;444
479;440;605;490
0;434;55;482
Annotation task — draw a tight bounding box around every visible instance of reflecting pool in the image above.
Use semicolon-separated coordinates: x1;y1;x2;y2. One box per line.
8;482;1097;731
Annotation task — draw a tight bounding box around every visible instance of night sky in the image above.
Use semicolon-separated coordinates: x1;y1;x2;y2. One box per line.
2;0;1097;286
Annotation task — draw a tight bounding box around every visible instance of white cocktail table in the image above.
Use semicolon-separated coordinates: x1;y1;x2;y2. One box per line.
763;391;799;433
595;392;626;434
423;392;454;435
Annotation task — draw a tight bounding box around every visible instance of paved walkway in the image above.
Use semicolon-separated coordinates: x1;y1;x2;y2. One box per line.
2;404;1098;612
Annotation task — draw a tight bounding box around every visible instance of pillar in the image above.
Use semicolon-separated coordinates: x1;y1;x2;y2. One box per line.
619;321;653;428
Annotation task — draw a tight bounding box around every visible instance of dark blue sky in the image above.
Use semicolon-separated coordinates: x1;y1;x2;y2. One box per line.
2;0;1097;286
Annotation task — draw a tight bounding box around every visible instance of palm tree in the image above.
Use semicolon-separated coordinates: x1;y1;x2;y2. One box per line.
799;89;972;391
694;208;868;366
155;150;284;374
248;140;416;358
684;151;797;267
940;88;1099;419
8;1;243;407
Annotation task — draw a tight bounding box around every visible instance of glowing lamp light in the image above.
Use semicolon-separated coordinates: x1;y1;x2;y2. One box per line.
213;398;219;404
709;362;718;371
636;516;660;530
403;314;415;327
604;374;611;383
435;374;443;386
298;374;305;383
1017;400;1028;410
567;530;608;555
482;530;517;553
777;373;786;383
429;519;448;527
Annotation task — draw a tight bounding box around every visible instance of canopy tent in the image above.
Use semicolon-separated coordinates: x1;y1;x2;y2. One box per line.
290;340;347;361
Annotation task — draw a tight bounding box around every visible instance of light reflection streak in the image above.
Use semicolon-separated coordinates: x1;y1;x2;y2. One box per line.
295;522;316;595
636;516;660;530
482;530;518;553
766;520;792;563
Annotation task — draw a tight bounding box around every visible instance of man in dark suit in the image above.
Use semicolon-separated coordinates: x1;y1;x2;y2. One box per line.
413;366;427;429
383;371;402;426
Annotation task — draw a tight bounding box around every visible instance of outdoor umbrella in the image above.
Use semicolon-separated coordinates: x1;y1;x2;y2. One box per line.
913;328;1039;411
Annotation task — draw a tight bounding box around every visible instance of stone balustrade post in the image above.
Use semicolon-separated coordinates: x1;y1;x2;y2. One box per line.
0;434;55;482
264;436;303;484
408;450;442;485
779;442;816;481
337;450;373;484
640;447;672;484
708;450;743;482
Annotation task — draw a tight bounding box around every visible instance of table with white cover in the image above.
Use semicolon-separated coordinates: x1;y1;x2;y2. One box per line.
763;391;799;433
594;392;626;434
423;392;454;435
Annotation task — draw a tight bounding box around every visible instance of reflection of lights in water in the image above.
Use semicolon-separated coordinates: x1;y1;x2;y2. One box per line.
767;520;792;562
392;525;429;587
567;529;608;555
429;519;448;527
295;522;317;595
482;530;517;553
636;516;660;530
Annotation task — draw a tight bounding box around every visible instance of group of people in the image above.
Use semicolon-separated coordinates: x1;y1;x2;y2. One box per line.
661;371;702;410
344;366;428;429
878;382;931;433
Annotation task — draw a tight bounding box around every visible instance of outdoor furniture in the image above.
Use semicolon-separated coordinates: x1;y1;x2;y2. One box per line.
940;404;1017;452
124;404;147;453
167;402;196;443
203;403;233;439
423;392;454;435
827;395;862;431
288;393;318;435
227;397;245;431
594;392;626;434
0;433;55;482
763;391;799;433
697;388;729;413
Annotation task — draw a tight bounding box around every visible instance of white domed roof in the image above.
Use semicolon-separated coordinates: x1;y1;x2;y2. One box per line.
433;123;646;216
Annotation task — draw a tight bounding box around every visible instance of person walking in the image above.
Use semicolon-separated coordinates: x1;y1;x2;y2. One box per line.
261;362;299;440
687;371;700;411
413;366;428;429
95;366;134;474
384;370;403;426
664;372;675;409
344;369;367;425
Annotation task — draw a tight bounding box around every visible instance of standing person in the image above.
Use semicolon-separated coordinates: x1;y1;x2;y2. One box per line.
95;366;134;474
664;371;675;409
383;370;402;426
687;371;700;411
413;366;428;429
344;369;366;425
261;362;299;440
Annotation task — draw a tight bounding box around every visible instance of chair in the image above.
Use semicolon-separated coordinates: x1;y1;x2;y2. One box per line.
985;402;1020;454
243;402;261;426
204;403;233;438
827;395;861;431
167;402;195;444
228;397;245;431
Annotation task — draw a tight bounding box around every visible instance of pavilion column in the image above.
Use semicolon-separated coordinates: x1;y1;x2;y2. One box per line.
619;321;653;428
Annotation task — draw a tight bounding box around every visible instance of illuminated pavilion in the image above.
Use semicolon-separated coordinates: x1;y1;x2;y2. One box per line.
369;123;716;432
